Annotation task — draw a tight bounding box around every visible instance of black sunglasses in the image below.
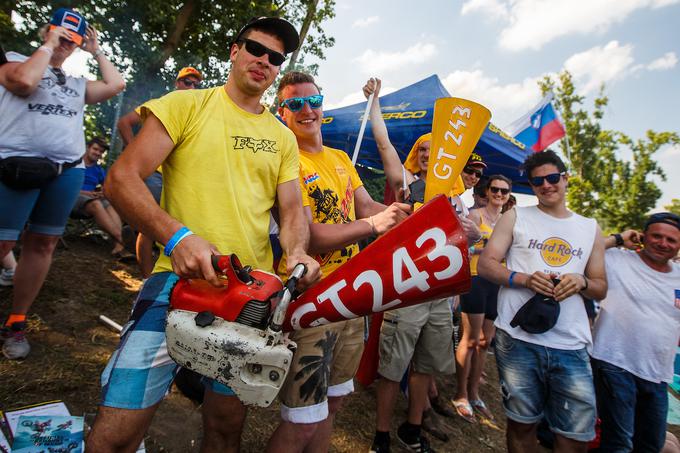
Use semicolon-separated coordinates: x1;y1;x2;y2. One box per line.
463;166;483;178
50;67;66;86
489;186;510;195
237;38;286;66
529;172;565;186
178;78;201;88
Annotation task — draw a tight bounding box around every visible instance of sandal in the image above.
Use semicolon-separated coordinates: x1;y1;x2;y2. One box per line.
470;398;495;421
452;399;476;424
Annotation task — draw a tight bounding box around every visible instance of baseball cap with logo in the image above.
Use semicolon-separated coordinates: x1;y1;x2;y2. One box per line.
49;8;88;46
510;278;562;334
176;67;203;81
466;152;487;169
232;17;300;54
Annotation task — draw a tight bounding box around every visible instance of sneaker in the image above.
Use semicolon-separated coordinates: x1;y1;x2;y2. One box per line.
368;441;390;453
0;268;15;287
369;434;390;453
2;322;30;360
397;423;436;453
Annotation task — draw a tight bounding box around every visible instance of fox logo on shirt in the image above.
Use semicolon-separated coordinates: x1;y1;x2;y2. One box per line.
232;136;278;154
675;289;680;310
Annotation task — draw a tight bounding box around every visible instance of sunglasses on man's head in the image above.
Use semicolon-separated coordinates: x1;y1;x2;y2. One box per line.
529;172;566;186
238;38;286;66
280;94;324;112
50;67;66;86
463;166;483;178
178;78;201;88
489;186;510;195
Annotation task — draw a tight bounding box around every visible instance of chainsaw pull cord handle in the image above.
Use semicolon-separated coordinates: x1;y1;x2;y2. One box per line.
269;263;307;333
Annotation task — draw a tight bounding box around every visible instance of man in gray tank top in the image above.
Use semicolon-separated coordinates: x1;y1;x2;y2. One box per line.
478;150;607;453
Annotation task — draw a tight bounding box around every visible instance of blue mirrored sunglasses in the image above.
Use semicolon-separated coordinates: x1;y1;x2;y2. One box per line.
280;94;324;112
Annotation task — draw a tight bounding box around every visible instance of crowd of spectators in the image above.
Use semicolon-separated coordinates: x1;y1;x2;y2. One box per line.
1;8;678;453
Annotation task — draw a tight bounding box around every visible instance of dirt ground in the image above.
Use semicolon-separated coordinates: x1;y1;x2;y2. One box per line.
1;233;678;452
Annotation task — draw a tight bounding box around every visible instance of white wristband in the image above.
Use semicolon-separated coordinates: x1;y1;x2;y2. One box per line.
38;46;53;57
92;49;104;59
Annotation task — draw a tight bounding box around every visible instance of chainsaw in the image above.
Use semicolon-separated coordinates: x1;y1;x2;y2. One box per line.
167;194;472;407
166;254;306;407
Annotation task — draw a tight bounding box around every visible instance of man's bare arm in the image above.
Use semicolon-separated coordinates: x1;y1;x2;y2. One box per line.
554;225;607;301
307;187;411;255
277;180;322;287
104;112;221;286
117;110;142;146
364;78;415;196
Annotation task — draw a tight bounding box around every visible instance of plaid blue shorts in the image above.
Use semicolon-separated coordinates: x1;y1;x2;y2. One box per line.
100;272;234;409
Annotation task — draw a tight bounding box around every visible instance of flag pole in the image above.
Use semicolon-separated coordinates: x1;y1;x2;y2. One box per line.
351;92;375;166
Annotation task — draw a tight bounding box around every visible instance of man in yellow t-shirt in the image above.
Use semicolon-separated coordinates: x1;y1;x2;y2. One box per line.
86;18;321;453
117;66;204;278
266;72;411;453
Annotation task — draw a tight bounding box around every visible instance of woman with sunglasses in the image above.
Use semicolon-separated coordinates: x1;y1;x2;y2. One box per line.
454;175;512;423
0;8;125;360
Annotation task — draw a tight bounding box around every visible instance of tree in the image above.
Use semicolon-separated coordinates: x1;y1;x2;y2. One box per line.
665;199;680;216
539;71;679;231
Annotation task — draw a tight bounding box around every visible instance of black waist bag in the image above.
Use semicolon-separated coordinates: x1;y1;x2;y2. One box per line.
0;156;80;190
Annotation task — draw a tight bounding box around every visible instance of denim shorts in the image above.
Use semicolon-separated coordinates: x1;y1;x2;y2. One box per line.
494;329;596;442
100;272;234;409
0;167;84;240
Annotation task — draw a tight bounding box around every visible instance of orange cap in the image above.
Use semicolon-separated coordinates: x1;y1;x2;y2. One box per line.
176;66;202;81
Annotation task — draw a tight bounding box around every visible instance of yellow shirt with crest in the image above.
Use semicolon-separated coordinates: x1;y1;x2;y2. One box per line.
141;87;299;274
278;146;363;278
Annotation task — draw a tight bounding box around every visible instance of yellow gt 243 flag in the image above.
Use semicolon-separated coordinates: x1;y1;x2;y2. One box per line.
424;98;491;202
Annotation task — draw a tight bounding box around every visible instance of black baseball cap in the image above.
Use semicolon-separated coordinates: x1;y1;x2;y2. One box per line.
233;17;300;54
510;281;561;334
644;212;680;231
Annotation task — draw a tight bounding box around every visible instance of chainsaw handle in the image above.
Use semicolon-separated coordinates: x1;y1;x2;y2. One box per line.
285;263;307;293
269;263;307;334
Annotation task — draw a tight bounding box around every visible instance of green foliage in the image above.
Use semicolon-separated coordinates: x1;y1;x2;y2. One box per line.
539;71;679;231
665;199;680;216
4;0;336;156
361;170;387;203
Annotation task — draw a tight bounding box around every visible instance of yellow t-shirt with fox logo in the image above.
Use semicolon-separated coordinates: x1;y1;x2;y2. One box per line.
142;86;299;273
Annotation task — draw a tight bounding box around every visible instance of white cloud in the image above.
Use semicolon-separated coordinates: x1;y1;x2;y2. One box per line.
460;0;509;19
660;143;680;158
440;69;545;127
352;16;380;28
647;51;678;70
460;0;680;51
564;41;635;93
353;42;438;74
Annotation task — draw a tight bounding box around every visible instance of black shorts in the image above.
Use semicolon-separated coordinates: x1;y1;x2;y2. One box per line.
460;275;499;320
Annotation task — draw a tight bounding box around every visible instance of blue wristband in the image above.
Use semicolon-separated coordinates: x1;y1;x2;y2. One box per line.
508;271;517;288
164;226;193;257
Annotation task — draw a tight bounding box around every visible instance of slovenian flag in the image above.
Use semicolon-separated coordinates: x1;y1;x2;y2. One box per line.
507;93;566;152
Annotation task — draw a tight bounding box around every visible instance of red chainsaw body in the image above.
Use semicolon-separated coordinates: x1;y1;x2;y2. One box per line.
170;255;283;323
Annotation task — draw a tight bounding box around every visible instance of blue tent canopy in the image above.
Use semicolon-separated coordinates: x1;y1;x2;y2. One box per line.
321;75;533;194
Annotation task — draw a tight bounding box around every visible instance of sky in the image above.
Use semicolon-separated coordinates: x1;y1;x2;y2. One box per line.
302;0;680;210
58;0;679;209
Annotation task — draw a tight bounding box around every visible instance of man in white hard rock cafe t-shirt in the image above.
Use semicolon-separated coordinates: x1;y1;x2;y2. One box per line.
478;150;607;453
